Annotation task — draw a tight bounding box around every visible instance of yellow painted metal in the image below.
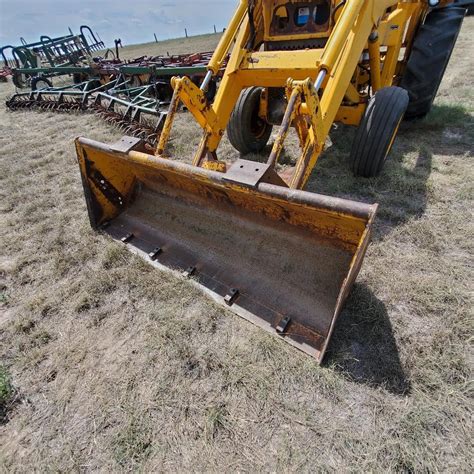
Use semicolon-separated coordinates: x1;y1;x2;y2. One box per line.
318;0;366;73
207;0;249;75
156;78;181;156
368;33;382;92
154;0;436;190
335;105;366;126
239;49;323;75
174;77;220;131
76;137;373;250
344;83;362;104
291;79;326;188
82;0;444;224
267;82;302;169
202;160;227;172
380;8;411;87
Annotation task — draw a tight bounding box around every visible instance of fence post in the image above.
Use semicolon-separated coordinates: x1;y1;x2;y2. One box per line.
154;33;158;43
185;28;188;38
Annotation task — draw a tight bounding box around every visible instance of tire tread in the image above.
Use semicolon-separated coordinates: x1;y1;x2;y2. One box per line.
227;87;273;154
350;87;409;177
401;6;465;119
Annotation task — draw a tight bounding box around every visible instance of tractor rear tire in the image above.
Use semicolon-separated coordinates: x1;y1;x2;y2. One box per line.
350;87;409;178
227;87;273;154
400;6;466;120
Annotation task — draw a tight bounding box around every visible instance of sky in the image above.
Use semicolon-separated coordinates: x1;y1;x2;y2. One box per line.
0;0;237;49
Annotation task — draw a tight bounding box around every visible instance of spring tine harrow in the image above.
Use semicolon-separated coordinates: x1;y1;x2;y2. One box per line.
5;50;226;149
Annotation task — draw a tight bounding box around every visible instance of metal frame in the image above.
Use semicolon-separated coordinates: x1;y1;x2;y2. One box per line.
156;0;443;189
1;25;105;86
6;54;225;146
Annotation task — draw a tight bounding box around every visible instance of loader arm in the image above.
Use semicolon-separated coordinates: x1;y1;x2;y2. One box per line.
156;0;425;188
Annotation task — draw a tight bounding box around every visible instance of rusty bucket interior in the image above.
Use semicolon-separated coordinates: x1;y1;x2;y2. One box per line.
75;136;377;363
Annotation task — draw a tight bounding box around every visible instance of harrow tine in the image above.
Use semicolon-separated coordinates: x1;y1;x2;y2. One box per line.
6;74;170;149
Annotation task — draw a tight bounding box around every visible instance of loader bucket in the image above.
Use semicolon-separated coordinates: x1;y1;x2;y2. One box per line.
75;136;378;363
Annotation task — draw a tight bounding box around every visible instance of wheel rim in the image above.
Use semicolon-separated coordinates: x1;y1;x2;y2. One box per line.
251;114;267;140
36;80;50;90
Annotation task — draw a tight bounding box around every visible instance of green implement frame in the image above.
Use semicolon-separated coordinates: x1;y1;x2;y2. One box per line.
1;25;105;88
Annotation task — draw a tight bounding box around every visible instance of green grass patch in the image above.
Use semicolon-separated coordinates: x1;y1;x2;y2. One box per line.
411;103;473;130
113;417;153;468
0;365;14;420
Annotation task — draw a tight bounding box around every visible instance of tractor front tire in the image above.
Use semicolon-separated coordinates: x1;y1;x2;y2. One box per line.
350;87;409;178
227;87;273;154
400;6;466;120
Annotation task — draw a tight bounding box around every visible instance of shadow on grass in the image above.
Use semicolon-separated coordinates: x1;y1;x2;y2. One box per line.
326;284;410;395
201;103;470;395
303;103;472;240
309;103;471;394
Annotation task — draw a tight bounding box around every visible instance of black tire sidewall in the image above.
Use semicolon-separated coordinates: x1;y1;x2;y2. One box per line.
400;6;465;119
350;87;409;178
227;87;273;154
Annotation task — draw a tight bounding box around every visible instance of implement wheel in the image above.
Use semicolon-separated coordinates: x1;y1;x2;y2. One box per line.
350;87;409;178
12;71;29;89
400;6;466;119
31;76;53;91
73;72;89;85
227;87;273;154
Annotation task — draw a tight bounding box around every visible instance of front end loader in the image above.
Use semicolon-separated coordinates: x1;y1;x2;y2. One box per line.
75;0;465;362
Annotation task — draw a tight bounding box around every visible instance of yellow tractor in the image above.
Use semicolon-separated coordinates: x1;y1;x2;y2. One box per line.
75;0;465;362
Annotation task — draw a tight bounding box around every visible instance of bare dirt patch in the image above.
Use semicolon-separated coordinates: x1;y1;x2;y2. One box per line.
0;25;473;472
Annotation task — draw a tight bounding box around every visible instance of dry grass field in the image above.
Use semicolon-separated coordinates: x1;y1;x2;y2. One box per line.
0;20;473;472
